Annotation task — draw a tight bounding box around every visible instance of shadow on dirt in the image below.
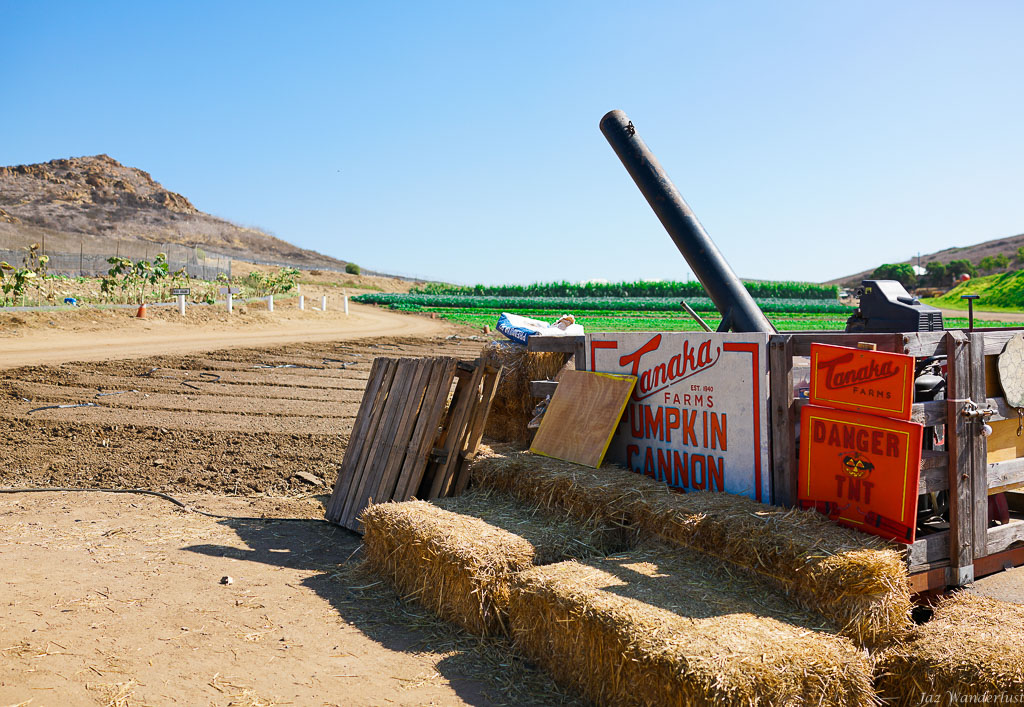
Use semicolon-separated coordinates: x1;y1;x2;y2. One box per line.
183;517;580;706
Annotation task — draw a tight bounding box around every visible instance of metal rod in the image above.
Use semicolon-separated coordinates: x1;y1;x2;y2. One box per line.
680;300;713;332
600;110;775;334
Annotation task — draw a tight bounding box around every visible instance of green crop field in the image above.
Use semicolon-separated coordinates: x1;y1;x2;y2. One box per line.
355;282;1022;333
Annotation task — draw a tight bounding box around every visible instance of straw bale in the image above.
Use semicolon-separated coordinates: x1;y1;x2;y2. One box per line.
875;592;1024;705
359;490;626;636
471;449;912;649
480;340;570;442
509;547;877;707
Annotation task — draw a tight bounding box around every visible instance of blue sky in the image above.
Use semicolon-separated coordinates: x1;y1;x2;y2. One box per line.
4;1;1023;284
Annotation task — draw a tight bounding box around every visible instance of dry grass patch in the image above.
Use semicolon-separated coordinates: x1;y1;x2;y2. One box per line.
875;592;1024;705
471;449;911;649
480;341;570;442
509;547;877;707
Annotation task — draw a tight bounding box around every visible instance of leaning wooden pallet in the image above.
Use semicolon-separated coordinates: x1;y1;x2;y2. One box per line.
325;355;501;532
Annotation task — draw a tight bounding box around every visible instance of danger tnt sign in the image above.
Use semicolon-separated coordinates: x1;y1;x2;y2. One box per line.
798;405;923;543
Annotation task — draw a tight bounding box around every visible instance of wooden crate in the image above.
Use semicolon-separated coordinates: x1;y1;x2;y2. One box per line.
529;329;1024;591
325;356;501;532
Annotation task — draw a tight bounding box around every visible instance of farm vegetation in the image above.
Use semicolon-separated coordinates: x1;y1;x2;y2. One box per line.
410;279;839;300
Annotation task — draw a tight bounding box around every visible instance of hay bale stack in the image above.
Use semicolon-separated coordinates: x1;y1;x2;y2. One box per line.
471;450;911;649
875;592;1024;705
359;490;625;636
480;340;570;442
509;548;877;707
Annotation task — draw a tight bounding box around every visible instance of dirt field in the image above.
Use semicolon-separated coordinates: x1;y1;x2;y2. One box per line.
0;308;583;706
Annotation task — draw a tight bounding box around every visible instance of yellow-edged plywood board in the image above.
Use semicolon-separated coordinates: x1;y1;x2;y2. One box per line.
530;370;636;468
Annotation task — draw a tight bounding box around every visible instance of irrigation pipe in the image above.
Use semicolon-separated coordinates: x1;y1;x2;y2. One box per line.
27;403;97;414
0;487;334;524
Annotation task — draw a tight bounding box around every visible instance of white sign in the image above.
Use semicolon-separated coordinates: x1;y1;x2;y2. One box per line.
586;332;771;503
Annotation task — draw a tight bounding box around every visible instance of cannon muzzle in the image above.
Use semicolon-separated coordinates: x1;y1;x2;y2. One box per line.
600;109;775;334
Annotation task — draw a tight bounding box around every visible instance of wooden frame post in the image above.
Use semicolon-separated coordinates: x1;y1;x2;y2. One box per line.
945;330;975;585
769;335;796;507
968;332;989;559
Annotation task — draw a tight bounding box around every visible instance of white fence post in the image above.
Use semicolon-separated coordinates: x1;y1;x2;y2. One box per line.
321;295;327;311
227;293;233;314
299;295;304;310
267;295;274;312
176;294;186;316
343;295;349;315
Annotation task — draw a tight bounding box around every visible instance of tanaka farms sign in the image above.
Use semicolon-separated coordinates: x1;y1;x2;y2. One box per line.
809;343;915;420
586;333;771;503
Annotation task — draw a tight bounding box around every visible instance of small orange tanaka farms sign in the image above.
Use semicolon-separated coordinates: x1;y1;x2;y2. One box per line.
809;343;915;420
799;405;923;543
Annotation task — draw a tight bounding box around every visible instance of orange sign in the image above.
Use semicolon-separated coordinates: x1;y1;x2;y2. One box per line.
799;405;922;543
809;344;914;420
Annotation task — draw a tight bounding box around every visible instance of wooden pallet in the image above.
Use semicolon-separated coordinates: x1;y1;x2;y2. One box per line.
325;356;501;532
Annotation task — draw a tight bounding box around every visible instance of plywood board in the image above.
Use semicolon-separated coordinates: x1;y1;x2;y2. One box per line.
986;418;1024;464
530;370;636;468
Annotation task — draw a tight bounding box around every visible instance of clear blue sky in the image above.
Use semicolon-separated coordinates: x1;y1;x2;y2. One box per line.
4;1;1023;284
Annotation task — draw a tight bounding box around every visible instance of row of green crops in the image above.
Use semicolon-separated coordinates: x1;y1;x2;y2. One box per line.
354;293;852;314
409;279;839;300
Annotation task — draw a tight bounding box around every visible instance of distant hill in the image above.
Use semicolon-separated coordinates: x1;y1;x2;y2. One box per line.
0;154;354;271
825;232;1024;288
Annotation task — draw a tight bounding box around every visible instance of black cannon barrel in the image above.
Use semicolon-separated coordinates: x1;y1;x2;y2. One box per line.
600;109;775;334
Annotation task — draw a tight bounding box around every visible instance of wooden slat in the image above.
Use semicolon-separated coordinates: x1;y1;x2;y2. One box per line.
325;358;390;523
989;457;1024;493
970;332;990;559
530;370;637;468
530;380;558;397
438;360;487;497
453;365;503;495
526;335;584;353
367;358;432;516
910;400;946;426
987;520;1024;555
945;330;974;584
573;336;587;371
908;530;950;569
903;332;947;357
339;360;403;524
977;329;1024;356
908;565;952;595
769;335;796;507
918;459;949;494
789;333;902;356
393;358;457;502
985;396;1019;423
428;361;484;498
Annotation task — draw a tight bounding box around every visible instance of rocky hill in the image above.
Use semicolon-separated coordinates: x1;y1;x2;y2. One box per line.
826;232;1024;288
0;154;352;270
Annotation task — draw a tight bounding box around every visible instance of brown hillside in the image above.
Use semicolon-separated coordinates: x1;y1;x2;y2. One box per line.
0;154;354;270
826;232;1024;288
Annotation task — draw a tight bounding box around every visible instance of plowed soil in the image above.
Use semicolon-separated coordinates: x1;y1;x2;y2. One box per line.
0;336;488;495
0;308;583;706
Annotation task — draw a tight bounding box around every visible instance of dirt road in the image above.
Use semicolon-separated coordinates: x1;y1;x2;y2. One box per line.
0;303;462;369
0;492;566;706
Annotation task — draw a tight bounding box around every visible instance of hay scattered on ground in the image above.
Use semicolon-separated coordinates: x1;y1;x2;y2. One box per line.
480;341;570;443
509;546;877;707
471;449;911;649
359;489;625;636
875;592;1024;705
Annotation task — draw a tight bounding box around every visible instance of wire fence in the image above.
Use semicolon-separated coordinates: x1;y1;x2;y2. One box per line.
0;240;231;280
